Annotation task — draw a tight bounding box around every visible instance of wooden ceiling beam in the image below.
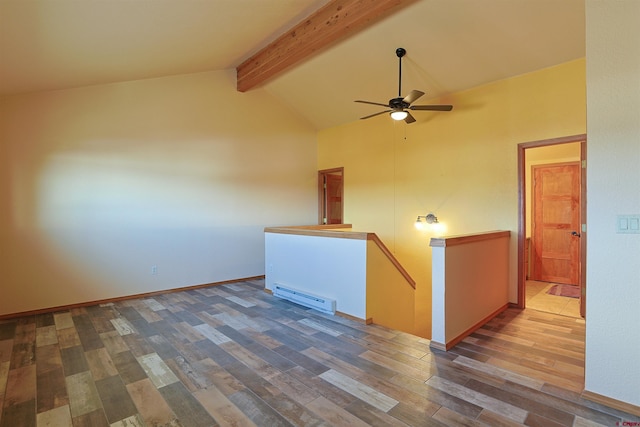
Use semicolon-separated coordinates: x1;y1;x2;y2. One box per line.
236;0;417;92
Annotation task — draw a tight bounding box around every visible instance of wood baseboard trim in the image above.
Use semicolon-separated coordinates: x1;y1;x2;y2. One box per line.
0;276;265;320
582;390;640;417
435;303;509;351
335;311;370;324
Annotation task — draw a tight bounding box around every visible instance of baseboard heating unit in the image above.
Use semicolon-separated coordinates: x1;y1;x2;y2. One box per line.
273;284;336;315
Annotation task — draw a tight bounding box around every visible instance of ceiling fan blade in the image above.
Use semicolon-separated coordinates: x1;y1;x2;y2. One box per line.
410;105;454;111
360;110;392;120
403;90;424;105
404;112;416;124
355;100;390;108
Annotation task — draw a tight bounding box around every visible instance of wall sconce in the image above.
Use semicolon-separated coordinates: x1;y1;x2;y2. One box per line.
415;213;446;235
415;213;439;229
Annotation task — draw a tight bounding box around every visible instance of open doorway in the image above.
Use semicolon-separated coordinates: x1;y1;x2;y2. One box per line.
518;135;587;318
318;167;343;225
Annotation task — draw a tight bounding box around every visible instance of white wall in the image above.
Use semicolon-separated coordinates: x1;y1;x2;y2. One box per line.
585;0;640;407
265;232;368;318
0;70;318;316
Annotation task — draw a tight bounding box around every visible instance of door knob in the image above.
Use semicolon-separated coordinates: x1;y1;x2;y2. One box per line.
571;231;581;237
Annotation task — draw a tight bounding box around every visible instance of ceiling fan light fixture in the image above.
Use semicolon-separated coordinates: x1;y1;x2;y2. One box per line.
355;48;453;124
390;110;408;121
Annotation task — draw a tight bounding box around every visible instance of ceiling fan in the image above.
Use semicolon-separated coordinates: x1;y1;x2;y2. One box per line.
355;48;453;124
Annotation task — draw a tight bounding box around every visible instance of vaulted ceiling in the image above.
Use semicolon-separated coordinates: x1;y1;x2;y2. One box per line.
0;0;585;130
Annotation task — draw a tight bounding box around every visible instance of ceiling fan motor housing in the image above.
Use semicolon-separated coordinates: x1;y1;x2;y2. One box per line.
389;97;410;109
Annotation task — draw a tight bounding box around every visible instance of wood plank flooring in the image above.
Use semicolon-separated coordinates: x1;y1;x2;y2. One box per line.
0;278;638;426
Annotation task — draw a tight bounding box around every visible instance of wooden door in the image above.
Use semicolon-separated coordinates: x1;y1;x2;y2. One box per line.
325;173;343;224
532;163;581;285
318;168;343;225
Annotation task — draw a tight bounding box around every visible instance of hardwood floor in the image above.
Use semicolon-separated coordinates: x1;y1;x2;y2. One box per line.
0;278;637;426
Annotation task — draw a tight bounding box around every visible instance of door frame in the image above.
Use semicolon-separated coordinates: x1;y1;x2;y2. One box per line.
317;167;344;225
516;134;587;316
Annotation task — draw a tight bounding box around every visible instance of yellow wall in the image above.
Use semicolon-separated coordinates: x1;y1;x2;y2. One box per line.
0;70;318;316
318;59;586;338
365;239;415;332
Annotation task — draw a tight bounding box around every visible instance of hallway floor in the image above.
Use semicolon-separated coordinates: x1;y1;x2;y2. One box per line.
526;280;582;319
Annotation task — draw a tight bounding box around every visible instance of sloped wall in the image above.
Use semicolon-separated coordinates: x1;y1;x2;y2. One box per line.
0;70;317;316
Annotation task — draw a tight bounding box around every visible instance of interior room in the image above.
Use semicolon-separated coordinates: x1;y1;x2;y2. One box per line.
1;0;638;425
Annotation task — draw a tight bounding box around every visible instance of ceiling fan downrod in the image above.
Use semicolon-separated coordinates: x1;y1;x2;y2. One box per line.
396;47;406;98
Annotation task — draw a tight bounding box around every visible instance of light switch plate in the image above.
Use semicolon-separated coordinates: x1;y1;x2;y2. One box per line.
617;215;640;234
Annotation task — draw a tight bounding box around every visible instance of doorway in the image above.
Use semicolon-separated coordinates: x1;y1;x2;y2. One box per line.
531;162;581;285
318;167;343;225
518;135;586;318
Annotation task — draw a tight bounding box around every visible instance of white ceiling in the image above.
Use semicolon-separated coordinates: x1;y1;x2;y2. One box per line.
0;0;585;130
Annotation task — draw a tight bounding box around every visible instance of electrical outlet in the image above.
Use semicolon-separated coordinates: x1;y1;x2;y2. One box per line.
151;265;158;275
